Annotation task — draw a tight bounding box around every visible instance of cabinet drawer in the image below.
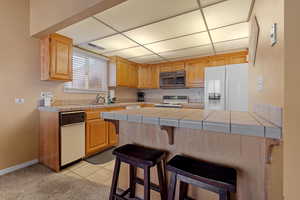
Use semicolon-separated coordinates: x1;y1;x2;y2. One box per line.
85;108;108;120
108;106;126;111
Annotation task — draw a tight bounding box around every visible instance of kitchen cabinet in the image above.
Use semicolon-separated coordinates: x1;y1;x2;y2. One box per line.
138;64;159;89
107;107;125;146
110;56;138;88
208;51;248;66
160;61;185;72
41;33;73;81
185;58;209;88
86;119;108;156
85;106;125;156
85;108;108;156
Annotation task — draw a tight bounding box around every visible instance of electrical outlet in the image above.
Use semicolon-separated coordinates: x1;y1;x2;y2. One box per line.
257;76;264;91
15;98;25;104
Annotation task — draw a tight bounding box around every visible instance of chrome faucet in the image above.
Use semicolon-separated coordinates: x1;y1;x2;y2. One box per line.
95;94;105;104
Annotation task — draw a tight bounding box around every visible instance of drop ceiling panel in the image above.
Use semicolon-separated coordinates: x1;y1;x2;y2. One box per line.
91;34;138;53
94;0;199;31
103;46;153;58
201;0;226;7
124;11;206;44
203;0;252;29
145;32;211;53
214;38;249;53
159;45;214;59
129;54;164;64
57;17;116;45
210;22;249;43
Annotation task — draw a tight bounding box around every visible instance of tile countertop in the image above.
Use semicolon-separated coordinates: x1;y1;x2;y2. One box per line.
38;102;204;112
102;108;282;139
38;102;155;112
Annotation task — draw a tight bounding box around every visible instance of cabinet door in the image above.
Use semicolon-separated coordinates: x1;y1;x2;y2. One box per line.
151;65;159;88
108;122;118;146
49;34;73;81
86;119;108;156
185;59;208;88
138;65;149;89
209;55;227;66
117;60;127;87
160;62;185;72
107;107;125;146
129;64;138;88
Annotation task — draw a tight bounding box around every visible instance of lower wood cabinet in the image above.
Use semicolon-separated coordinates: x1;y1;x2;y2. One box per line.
108;122;118;146
85;106;125;157
86;118;108;156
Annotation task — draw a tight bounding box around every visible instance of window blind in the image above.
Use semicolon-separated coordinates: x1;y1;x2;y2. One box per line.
64;49;108;93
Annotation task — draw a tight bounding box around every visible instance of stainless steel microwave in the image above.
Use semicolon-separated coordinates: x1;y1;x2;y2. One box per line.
160;70;186;89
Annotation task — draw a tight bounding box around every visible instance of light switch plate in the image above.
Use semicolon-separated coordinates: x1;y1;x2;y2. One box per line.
270;23;277;46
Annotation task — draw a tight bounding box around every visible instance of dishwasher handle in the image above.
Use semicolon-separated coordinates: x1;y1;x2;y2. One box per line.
60;111;85;126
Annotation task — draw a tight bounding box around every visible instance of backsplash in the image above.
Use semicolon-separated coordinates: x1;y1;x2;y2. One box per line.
140;88;204;103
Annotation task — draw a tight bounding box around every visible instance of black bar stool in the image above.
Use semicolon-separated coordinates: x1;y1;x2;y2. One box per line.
166;155;237;200
109;144;168;200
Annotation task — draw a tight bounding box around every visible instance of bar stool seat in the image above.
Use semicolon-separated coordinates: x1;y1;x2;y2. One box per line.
109;144;167;200
167;155;237;200
113;144;166;167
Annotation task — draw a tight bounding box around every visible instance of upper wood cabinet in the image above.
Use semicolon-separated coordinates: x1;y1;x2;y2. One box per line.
185;58;209;88
41;33;73;81
109;56;138;88
184;51;248;88
138;64;159;89
208;51;248;66
108;51;247;89
160;61;185;72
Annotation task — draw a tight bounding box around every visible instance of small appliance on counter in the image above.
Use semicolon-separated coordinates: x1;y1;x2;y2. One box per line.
137;92;145;102
41;92;54;107
155;96;188;108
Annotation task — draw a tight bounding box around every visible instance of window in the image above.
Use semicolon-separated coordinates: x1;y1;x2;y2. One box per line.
64;48;108;93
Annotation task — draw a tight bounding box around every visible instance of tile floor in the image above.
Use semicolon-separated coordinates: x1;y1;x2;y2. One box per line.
60;159;115;187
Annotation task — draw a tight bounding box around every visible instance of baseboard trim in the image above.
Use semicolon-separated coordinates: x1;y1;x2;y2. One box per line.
0;159;39;176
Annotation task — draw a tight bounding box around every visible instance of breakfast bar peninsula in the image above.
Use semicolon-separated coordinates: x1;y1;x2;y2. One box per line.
102;107;282;200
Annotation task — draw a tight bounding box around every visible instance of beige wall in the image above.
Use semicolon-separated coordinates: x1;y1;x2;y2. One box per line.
248;0;284;110
0;0;133;171
248;0;284;199
283;1;300;199
30;0;126;37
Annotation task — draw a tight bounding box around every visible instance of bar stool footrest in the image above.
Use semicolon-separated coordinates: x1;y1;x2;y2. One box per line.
135;177;161;193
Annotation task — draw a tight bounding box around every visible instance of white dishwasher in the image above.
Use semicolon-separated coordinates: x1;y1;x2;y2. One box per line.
60;111;85;166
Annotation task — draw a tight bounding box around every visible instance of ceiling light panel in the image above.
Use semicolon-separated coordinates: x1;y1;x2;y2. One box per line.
91;34;138;53
129;54;164;64
103;46;153;58
159;45;214;59
210;22;249;43
145;32;211;53
57;17;116;45
203;0;252;29
124;11;206;45
94;0;199;31
214;38;249;53
200;0;226;7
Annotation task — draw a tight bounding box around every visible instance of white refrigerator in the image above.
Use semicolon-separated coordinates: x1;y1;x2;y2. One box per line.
204;63;248;111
